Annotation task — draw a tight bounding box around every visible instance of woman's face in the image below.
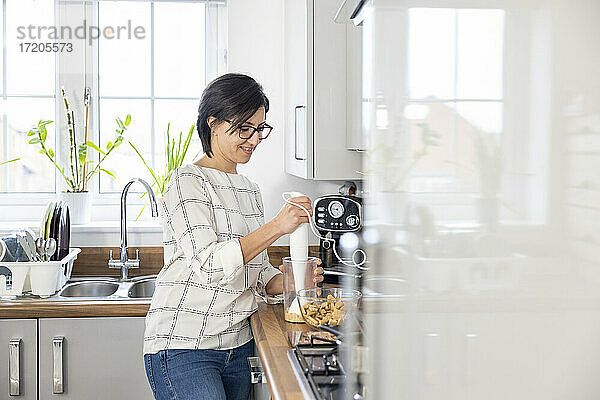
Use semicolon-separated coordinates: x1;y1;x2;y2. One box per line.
209;107;266;165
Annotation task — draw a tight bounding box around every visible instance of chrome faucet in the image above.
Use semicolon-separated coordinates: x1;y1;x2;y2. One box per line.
109;178;159;281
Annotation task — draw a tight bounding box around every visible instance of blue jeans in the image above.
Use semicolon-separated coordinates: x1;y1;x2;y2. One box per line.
144;340;253;400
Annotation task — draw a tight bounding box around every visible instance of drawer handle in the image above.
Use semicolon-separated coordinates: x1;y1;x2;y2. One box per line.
53;336;64;394
247;356;265;384
9;338;21;396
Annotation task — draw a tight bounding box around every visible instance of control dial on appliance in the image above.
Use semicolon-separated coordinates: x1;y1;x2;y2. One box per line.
346;215;359;228
328;201;345;219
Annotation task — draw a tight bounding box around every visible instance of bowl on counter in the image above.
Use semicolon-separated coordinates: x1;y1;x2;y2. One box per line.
296;288;362;329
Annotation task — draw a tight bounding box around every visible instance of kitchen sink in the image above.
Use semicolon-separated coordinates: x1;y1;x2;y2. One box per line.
56;275;157;299
127;279;156;298
59;281;120;298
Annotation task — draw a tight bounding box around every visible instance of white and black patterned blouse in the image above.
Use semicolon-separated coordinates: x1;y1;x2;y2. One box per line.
143;164;281;353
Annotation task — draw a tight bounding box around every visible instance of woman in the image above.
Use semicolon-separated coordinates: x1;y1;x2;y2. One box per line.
143;73;323;400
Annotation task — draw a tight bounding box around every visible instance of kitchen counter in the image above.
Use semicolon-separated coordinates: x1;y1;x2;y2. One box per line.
0;296;151;318
3;292;316;398
250;298;312;400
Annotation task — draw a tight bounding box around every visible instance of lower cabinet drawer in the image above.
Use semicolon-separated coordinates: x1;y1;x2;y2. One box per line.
0;319;37;400
38;317;153;400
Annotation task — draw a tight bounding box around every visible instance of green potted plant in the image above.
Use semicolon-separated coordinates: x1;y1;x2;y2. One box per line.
129;123;198;218
27;89;131;224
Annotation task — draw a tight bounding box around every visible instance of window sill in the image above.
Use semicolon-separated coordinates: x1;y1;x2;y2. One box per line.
0;221;163;247
69;221;162;233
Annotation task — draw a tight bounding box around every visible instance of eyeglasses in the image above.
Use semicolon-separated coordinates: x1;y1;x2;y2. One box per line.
225;120;273;141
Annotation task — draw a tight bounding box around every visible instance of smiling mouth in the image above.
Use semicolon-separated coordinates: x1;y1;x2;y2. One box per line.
239;146;254;154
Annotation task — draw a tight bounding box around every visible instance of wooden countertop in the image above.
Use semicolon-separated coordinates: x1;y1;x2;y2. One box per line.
4;293;313;398
0;297;150;319
250;299;312;400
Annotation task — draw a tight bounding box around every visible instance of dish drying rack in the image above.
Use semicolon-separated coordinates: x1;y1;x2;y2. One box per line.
0;248;81;298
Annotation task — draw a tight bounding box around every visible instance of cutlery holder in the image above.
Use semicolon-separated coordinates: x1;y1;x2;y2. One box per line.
0;248;81;298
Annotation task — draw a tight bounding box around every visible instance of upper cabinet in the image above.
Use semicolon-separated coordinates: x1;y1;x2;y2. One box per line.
284;0;363;180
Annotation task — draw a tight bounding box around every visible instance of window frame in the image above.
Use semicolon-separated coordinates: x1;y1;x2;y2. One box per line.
0;0;226;223
397;5;550;225
405;8;505;192
0;0;59;199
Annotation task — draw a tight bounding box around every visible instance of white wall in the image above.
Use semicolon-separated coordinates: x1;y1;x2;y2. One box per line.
227;0;342;245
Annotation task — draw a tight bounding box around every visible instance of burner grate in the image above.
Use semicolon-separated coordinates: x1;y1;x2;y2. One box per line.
290;343;349;400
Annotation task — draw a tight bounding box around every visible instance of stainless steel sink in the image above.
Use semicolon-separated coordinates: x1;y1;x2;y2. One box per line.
59;281;120;298
127;279;156;298
56;275;157;299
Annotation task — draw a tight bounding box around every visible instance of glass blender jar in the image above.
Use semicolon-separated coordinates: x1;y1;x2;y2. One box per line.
282;256;319;323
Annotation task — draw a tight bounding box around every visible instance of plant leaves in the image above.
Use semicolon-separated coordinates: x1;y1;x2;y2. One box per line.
48;148;54;158
135;203;147;221
125;114;131;126
100;168;117;180
66;177;76;191
0;158;19;166
107;141;113;150
175;129;183;168
166;123;171;170
41;130;47;142
78;144;87;164
86;141;106;155
39;149;46;154
180;125;194;164
129;141;161;188
27;130;36;137
29;138;41;144
170;138;176;171
114;136;124;146
116;117;125;130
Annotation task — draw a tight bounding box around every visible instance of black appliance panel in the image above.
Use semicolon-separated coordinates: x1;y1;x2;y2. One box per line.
314;196;362;232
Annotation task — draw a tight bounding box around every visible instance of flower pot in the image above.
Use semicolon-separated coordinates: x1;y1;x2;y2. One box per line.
59;191;92;225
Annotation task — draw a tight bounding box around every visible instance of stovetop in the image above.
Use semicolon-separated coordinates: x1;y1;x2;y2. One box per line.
287;341;348;400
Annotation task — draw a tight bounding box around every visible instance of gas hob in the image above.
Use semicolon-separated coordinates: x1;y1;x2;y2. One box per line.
287;342;347;400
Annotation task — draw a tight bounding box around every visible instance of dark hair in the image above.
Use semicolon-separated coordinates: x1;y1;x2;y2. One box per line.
196;73;270;157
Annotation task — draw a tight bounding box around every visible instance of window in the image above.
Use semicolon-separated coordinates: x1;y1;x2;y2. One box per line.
97;1;209;193
404;8;505;194
0;0;226;221
0;0;56;194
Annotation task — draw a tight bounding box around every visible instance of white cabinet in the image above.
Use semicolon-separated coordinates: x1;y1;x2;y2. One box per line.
38;317;153;400
284;0;363;180
0;319;37;400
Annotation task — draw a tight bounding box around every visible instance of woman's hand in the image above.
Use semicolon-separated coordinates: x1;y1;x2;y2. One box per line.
266;259;324;295
313;265;325;284
277;259;324;285
272;196;313;236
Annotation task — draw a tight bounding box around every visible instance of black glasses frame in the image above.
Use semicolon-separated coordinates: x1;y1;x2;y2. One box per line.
224;119;273;141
